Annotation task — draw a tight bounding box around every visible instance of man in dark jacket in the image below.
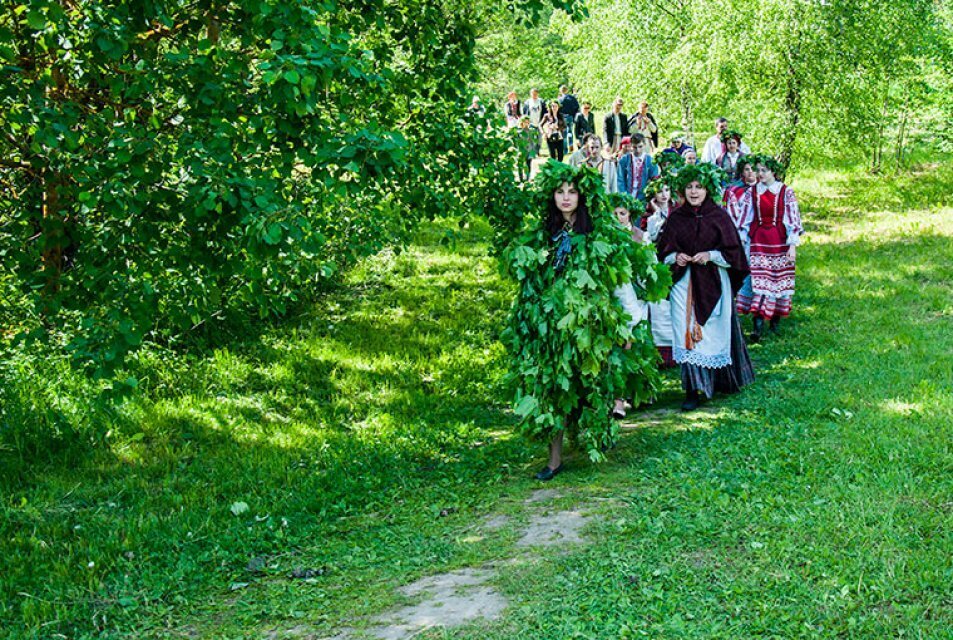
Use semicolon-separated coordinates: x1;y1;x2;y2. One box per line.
603;97;629;153
557;85;580;152
574;101;595;145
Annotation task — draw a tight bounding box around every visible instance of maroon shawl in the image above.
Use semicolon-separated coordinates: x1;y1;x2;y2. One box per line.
656;198;749;325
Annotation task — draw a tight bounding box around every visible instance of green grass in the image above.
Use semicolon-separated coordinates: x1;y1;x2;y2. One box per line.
2;157;951;639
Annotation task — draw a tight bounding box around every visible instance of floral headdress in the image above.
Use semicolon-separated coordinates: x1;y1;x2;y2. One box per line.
736;153;762;174
643;177;674;201
756;156;787;181
655;150;685;176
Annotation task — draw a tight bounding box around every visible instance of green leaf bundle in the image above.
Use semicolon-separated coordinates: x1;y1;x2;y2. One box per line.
502;162;671;460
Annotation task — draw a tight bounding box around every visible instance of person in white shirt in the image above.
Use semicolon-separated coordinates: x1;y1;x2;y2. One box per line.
701;117;751;163
603;97;629;153
642;180;676;368
523;88;546;148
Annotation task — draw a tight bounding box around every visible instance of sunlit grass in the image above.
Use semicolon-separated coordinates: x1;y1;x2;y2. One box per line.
2;158;952;638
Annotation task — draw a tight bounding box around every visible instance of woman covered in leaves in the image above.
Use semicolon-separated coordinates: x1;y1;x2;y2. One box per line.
504;162;670;480
656;164;754;411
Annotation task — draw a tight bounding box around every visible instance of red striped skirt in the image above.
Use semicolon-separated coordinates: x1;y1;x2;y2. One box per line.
737;225;795;319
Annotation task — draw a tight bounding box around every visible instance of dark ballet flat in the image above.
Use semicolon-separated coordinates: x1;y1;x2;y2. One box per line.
681;391;700;412
534;464;564;481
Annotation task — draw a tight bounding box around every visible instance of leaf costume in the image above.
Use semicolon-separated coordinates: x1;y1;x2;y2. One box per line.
502;161;671;460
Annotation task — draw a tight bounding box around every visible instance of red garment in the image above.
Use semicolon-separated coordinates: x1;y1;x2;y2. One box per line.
724;183;753;227
630;155;645;194
745;186;795;319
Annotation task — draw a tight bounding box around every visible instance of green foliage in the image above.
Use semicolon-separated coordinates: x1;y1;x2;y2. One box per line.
531;0;953;167
2;159;952;637
0;0;576;376
474;9;571;101
605;192;645;216
655;150;686;178
502;162;670;459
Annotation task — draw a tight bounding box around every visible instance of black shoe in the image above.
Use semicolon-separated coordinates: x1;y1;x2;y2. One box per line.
611;407;626;420
681;391;700;412
750;316;765;343
769;317;780;333
534;464;563;481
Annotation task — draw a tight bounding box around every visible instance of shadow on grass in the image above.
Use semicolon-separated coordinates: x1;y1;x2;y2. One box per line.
0;226;531;636
3;168;952;637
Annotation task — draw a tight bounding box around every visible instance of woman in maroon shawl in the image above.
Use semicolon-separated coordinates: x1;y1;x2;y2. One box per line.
656;164;755;410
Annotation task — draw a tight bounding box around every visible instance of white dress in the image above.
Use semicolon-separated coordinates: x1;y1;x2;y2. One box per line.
645;209;673;349
664;251;734;368
613;282;647;331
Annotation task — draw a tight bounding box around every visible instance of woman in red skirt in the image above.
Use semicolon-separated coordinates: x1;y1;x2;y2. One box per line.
735;157;803;342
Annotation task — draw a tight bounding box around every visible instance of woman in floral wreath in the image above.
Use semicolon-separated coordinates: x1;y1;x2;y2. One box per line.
504;161;670;480
656;163;754;410
735;156;803;341
724;154;761;227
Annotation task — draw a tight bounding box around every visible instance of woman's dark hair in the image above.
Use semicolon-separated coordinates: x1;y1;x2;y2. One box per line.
545;184;594;236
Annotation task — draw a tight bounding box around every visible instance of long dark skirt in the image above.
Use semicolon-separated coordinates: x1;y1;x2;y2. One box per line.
680;310;754;398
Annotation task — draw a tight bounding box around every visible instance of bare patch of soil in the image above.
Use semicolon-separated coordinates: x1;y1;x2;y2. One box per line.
516;509;591;547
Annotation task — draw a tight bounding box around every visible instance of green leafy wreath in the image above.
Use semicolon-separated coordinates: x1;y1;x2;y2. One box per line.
606;192;645;216
719;129;744;143
674;163;728;199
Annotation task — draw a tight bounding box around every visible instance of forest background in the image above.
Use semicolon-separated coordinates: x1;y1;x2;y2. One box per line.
1;0;951;637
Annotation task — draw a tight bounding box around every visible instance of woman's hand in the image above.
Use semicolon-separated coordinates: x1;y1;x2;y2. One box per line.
676;252;692;266
631;227;645;242
787;245;796;261
691;251;711;265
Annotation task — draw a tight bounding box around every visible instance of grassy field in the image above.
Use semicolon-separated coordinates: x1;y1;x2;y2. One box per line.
2;158;951;639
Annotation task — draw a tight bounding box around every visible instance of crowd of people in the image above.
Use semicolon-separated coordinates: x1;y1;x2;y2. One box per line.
497;88;804;481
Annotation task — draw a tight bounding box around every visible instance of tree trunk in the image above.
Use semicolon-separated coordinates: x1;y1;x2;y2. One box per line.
895;83;909;170
41;170;67;296
871;79;890;173
777;57;801;169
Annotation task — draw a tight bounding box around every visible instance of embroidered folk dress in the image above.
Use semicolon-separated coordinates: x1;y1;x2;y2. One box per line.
736;181;803;320
724;182;757;303
617;153;659;201
657;199;754;397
